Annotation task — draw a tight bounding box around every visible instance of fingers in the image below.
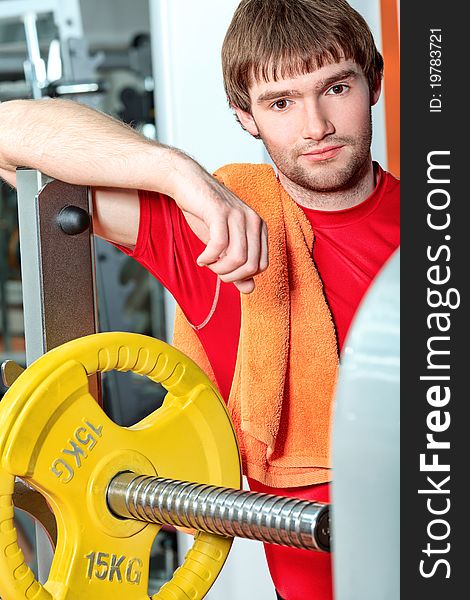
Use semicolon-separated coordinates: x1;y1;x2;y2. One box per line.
206;212;252;277
176;168;268;292
197;207;269;293
196;217;229;267
233;278;255;294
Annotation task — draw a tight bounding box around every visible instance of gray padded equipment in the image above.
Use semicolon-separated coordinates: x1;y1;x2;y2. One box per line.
332;249;399;600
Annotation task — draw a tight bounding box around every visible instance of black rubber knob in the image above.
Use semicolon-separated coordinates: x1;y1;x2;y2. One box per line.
57;205;91;235
315;509;331;552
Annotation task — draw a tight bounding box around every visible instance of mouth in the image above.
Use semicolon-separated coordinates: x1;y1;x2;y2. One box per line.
301;145;344;161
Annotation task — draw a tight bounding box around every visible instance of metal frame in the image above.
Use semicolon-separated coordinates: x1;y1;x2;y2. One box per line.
16;169;99;368
0;0;83;37
0;0;85;97
16;168;100;582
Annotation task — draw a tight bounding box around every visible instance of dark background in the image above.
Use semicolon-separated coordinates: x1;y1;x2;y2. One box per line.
401;2;467;596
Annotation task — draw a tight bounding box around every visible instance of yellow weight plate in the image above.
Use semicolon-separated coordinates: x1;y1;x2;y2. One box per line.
0;332;242;600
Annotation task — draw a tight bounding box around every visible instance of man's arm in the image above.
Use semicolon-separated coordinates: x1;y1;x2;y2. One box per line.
0;99;268;292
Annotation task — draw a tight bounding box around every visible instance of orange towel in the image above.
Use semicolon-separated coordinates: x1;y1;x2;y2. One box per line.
173;164;339;487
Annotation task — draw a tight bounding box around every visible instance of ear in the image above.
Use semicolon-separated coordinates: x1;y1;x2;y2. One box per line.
370;78;382;106
232;105;260;137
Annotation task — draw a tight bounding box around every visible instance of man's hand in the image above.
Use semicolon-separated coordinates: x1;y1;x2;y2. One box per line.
167;154;269;294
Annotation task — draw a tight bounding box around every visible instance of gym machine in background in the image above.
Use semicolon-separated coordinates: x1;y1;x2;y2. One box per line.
0;0;155;123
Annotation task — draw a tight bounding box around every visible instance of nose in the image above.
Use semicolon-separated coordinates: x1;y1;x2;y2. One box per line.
301;100;335;141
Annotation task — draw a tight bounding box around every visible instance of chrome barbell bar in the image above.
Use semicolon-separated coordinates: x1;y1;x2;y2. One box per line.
107;472;330;552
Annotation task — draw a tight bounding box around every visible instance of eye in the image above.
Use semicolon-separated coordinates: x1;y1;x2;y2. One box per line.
326;84;349;96
270;99;291;111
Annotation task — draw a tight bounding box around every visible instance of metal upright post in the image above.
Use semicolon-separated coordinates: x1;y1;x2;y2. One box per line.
15;168;100;582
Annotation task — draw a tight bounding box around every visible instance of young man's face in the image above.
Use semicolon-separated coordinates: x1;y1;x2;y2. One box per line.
235;59;381;194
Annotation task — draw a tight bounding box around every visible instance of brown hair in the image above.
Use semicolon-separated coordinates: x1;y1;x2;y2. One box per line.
222;0;384;112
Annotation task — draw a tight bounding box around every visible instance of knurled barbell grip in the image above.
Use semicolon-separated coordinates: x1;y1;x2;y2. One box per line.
107;472;330;552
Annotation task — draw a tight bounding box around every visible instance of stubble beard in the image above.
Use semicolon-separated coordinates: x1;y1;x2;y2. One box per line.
260;114;373;195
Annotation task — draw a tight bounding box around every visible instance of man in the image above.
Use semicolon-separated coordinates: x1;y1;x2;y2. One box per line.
0;0;399;598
